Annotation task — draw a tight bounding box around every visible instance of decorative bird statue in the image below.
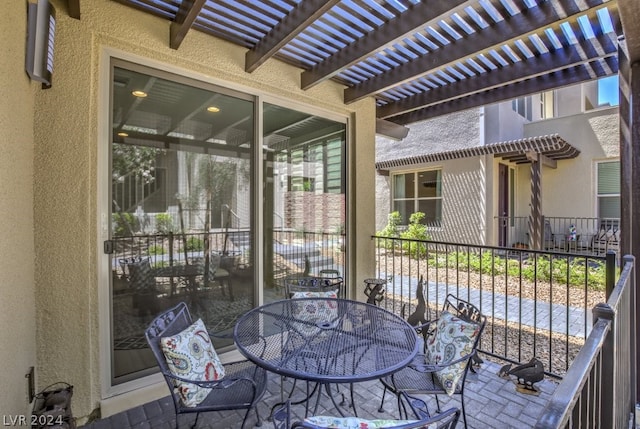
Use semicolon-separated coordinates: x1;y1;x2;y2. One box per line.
498;357;544;395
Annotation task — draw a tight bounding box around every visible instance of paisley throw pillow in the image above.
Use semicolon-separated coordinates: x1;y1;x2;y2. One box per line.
160;318;225;407
424;311;480;395
291;291;339;335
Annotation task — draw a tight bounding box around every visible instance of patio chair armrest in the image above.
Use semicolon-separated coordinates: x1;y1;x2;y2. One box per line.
409;349;476;373
162;369;260;391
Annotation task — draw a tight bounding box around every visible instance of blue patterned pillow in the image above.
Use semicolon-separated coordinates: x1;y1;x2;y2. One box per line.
424;311;480;395
160;318;225;407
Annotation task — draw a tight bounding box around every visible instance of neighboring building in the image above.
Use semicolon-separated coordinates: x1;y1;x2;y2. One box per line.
376;77;620;251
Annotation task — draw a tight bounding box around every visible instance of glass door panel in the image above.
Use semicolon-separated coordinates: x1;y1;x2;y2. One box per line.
262;103;347;303
109;63;254;384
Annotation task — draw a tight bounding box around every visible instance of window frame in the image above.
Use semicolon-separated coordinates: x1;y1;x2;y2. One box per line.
391;168;443;227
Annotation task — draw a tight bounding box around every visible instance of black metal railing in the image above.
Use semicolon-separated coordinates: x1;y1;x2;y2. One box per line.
109;229;346;283
371;235;616;378
535;254;636;428
495;216;620;256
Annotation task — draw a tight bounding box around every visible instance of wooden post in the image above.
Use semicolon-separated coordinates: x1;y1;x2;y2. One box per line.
528;156;542;250
618;40;639;408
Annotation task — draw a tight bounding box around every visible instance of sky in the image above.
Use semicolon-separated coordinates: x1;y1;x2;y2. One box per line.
598;75;619;107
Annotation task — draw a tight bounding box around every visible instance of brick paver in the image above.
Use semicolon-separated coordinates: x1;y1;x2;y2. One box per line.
80;360;557;429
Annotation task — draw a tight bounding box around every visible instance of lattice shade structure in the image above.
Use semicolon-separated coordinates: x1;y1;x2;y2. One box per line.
57;0;640;135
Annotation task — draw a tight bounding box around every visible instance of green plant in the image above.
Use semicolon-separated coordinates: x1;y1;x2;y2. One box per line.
182;236;204;252
147;244;166;255
112;213;139;237
376;211;402;249
400;212;431;258
155;213;174;234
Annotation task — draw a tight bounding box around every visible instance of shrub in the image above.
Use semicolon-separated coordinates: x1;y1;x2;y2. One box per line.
400;212;431;258
147;244;166;255
155;213;174;234
183;236;204;252
376;211;402;249
112;213;139;237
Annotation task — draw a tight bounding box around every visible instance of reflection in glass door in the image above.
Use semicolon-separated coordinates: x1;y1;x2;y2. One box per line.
262;103;347;304
109;62;254;384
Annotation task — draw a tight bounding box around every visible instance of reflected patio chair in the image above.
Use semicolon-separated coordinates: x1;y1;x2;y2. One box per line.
285;276;345;299
119;256;159;316
379;294;486;429
145;302;267;429
272;395;460;429
195;253;232;299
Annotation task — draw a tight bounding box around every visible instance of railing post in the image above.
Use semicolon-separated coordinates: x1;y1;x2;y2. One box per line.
593;302;616;428
605;251;616;298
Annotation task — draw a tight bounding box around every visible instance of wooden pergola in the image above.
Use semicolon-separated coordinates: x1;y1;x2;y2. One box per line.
65;0;640;397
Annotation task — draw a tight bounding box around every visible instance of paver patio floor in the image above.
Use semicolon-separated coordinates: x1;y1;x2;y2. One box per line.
81;358;558;429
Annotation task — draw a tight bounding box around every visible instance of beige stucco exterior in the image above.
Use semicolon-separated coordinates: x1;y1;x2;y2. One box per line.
0;0;37;419
1;0;377;421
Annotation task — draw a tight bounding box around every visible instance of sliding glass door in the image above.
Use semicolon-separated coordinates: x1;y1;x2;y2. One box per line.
109;62;255;384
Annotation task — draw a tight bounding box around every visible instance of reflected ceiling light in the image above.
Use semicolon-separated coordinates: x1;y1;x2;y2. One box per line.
117;132;128;137
131;90;147;97
207;106;220;113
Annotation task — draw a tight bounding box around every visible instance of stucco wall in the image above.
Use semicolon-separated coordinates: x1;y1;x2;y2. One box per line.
0;1;37;418
375;157;490;245
521;107;619;218
375;109;482;230
28;0;375;419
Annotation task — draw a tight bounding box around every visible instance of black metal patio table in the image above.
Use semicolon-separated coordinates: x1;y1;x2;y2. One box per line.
234;298;420;416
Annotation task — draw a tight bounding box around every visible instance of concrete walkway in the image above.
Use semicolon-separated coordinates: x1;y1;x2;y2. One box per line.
384;274;592;338
80;360;558;429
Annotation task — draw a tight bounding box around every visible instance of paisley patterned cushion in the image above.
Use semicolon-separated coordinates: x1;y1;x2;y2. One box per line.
160;318;225;407
425;311;480;395
291;291;339;335
304;416;420;428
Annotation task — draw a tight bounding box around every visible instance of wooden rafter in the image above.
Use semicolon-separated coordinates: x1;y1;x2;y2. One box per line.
618;0;640;63
344;0;612;104
389;56;617;124
378;31;619;119
170;0;206;50
300;0;474;90
67;0;80;19
246;0;340;73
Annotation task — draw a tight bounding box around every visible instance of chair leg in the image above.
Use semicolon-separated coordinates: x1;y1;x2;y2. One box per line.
378;386;387;413
254;405;263;427
191;412;201;429
460;395;468;429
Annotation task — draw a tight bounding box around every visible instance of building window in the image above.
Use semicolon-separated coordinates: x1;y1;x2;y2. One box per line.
597;160;620;219
512;97;533;121
540;91;555;119
392;169;442;226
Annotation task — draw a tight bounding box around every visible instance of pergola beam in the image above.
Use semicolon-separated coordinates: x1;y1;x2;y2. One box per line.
67;0;80;19
300;0;474;90
170;0;206;50
389;57;617;124
618;0;640;63
246;0;339;73
378;31;618;119
344;0;612;104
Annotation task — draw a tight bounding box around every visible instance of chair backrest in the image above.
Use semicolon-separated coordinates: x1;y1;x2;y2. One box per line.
441;294;485;328
274;399;461;429
285;276;344;298
144;302;193;402
120;257;156;291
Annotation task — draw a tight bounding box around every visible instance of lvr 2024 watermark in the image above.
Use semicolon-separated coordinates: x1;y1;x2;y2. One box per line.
3;414;64;426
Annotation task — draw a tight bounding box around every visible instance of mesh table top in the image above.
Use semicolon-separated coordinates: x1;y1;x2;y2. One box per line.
234;298;419;384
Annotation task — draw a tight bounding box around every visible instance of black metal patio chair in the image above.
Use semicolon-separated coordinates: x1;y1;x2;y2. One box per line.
285;276;345;299
145;302;267;429
379;294;486;429
272;394;460;429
